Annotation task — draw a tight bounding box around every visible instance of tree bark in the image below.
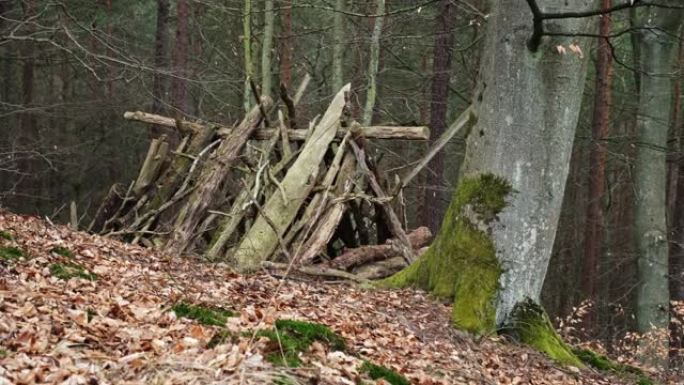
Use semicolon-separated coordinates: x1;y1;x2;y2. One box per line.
233;85;350;272
383;0;592;366
151;0;171;139
166;98;272;254
422;0;457;234
582;0;613;329
279;0;293;89
631;2;683;367
261;0;275;98
331;0;345;93
171;0;189;117
243;0;254;112
669;31;684;360
362;0;385;126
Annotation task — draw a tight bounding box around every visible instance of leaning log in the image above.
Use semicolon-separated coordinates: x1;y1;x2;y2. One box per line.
329;226;432;270
165;97;273;254
349;139;417;265
233;84;351;272
124;111;430;141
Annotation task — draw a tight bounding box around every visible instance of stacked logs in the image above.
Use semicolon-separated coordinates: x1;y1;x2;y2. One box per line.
89;82;474;280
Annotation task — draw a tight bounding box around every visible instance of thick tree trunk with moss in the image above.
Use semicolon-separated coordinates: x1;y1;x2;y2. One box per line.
383;0;592;365
631;2;683;367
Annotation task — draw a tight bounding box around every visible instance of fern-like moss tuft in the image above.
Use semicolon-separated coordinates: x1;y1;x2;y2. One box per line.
359;361;410;385
49;263;97;281
0;246;24;262
172;302;235;327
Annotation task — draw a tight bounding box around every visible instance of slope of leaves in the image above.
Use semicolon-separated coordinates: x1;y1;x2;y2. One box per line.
0;210;669;384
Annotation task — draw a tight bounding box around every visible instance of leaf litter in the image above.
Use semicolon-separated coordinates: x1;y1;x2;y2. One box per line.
0;210;668;384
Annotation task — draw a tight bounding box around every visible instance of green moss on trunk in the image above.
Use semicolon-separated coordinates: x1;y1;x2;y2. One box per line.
504;299;583;367
380;173;511;334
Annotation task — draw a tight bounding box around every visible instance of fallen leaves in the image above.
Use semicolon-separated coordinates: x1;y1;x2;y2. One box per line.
0;210;666;384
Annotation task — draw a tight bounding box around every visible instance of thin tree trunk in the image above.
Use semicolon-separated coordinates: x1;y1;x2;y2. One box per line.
171;0;190;116
582;0;613;329
261;0;275;98
279;0;293;90
421;0;456;234
151;0;170;138
331;0;345;93
243;0;253;112
631;2;683;367
362;0;385;126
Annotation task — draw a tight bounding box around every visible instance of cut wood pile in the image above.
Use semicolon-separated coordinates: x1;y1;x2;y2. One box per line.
89;81;473;279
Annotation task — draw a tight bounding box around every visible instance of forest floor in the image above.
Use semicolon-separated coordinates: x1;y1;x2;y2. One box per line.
0;210;672;385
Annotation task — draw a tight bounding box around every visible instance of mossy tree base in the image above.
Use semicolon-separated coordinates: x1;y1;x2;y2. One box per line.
504;299;583;367
380;174;586;367
380;173;511;335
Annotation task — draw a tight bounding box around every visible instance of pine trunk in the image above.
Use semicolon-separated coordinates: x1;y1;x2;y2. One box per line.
422;0;456;234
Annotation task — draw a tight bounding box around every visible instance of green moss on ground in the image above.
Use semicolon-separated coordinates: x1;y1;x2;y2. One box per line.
50;246;74;258
207;330;236;348
504;299;583;367
0;348;8;359
380;173;512;334
49;262;97;281
256;319;346;367
359;361;410;385
573;348;654;385
0;246;25;262
0;231;13;241
172;302;235;327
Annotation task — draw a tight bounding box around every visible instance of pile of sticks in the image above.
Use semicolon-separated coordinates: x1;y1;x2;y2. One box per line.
90;80;475;280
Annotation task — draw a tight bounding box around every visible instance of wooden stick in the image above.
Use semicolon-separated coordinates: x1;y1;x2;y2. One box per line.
329;227;432;270
123;111;430;141
349;139;416;265
262;261;370;284
166;97;273;254
233;84;350;272
394;105;476;193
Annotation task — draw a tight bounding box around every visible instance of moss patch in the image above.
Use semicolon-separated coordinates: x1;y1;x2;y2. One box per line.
50;246;74;258
207;330;236;348
0;348;8;359
49;263;97;281
0;246;24;262
359;361;410;385
257;319;346;367
380;173;512;334
0;231;13;241
504;299;583;367
172;302;235;327
573;348;654;385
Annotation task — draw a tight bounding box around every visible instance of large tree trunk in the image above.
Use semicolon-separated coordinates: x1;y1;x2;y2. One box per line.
582;0;613;329
383;0;592;365
669;31;684;361
421;0;457;234
631;2;683;367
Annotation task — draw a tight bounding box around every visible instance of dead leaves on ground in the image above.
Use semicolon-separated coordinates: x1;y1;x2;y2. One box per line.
0;211;656;384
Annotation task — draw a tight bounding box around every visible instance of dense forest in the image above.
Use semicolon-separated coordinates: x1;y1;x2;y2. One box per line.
1;0;683;384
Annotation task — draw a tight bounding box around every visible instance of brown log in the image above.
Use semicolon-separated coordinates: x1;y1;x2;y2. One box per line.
330;227;432;270
262;261;370;284
165;97;272;254
123;110;430;141
353;256;406;280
